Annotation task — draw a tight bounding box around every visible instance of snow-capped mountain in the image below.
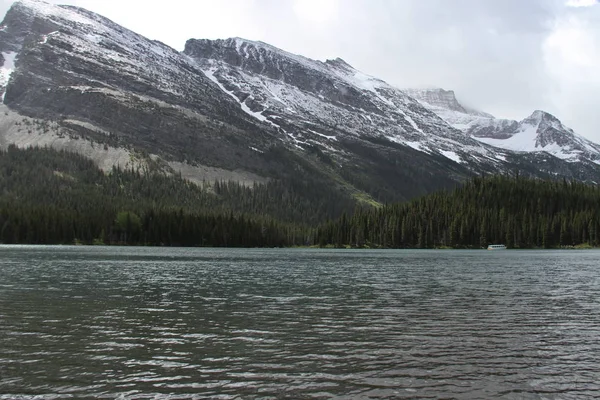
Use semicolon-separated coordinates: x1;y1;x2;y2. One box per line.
406;88;600;164
185;38;503;165
0;0;287;183
1;0;599;205
475;111;600;163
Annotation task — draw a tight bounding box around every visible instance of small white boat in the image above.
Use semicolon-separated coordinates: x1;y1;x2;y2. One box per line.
487;244;507;250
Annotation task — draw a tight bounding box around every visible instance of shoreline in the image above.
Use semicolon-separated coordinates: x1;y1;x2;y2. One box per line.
1;243;598;250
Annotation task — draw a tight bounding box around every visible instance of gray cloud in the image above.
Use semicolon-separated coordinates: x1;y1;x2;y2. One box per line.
0;0;598;142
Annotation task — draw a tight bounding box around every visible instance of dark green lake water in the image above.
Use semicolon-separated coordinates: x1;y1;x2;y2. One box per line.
1;246;599;399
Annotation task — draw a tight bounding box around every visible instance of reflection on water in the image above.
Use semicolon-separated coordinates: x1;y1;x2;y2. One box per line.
1;246;600;399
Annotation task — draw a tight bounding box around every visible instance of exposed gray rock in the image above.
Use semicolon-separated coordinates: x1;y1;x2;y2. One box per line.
184;37;501;162
404;88;493;118
0;0;280;177
1;0;600;202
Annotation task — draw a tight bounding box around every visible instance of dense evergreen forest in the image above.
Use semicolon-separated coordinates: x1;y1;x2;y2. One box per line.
0;146;344;246
1;146;599;248
316;174;600;249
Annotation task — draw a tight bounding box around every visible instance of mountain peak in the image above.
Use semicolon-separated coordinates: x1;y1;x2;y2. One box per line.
186;37;314;62
325;57;354;70
226;37;283;54
184;37;331;79
11;0;86;22
405;88;453;110
528;110;557;122
523;110;564;130
12;0;49;11
1;0;66;52
405;87;457;101
3;0;129;43
404;88;493;118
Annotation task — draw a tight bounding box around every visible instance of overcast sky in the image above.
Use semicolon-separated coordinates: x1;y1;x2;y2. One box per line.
1;0;599;142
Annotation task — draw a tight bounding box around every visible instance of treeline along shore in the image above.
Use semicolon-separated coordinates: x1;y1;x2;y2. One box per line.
1;146;599;249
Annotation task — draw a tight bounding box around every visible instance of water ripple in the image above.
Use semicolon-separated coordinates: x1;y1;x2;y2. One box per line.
1;246;600;399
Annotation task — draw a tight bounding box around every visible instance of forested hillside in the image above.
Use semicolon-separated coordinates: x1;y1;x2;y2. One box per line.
2;146;599;248
316;175;600;249
0;146;350;245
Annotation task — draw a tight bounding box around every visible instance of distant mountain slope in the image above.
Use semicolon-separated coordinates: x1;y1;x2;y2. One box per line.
185;38;503;165
185;38;600;182
406;88;600;164
403;88;494;118
0;0;280;176
474;111;600;163
0;0;599;213
0;0;476;205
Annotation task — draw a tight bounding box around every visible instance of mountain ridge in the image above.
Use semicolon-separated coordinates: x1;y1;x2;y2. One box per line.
185;37;501;157
1;0;600;212
403;88;494;118
405;88;600;164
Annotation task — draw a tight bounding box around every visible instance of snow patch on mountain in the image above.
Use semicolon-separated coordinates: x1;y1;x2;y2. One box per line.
440;150;462;163
39;31;58;44
0;51;16;102
476;118;570;160
327;59;389;97
203;67;269;124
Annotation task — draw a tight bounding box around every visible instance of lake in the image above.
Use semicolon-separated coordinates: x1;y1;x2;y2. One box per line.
1;246;599;399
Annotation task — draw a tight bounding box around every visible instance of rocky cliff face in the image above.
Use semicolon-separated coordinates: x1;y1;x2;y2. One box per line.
1;0;600;203
403;88;493;118
185;38;495;156
0;0;282;177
